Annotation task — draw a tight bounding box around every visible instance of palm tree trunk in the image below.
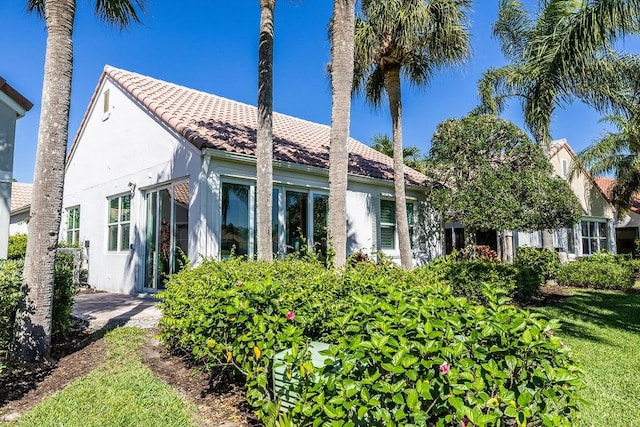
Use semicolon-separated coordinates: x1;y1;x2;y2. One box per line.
384;66;412;270
256;0;275;261
13;0;76;361
328;0;356;269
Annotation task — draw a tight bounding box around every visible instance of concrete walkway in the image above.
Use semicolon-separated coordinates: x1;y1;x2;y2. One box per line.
72;292;161;330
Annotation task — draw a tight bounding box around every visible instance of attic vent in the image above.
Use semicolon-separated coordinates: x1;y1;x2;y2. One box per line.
272;341;333;411
102;89;110;120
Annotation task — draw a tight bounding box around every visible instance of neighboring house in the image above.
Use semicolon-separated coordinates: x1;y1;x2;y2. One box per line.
594;177;640;255
514;139;617;259
62;66;440;294
0;77;32;259
9;182;32;235
444;139;617;260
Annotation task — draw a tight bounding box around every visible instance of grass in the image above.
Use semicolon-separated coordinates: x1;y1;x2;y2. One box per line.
14;327;196;427
534;289;640;427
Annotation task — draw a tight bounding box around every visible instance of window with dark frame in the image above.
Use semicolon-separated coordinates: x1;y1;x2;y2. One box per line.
581;220;608;255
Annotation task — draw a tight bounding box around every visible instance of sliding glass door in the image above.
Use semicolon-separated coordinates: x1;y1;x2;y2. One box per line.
144;181;189;290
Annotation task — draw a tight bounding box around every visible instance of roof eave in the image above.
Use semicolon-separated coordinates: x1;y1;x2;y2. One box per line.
202;147;429;190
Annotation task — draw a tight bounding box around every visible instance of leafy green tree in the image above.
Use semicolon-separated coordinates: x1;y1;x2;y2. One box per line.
14;0;145;362
354;0;471;269
370;134;426;173
328;0;357;268
426;114;581;240
578;108;640;214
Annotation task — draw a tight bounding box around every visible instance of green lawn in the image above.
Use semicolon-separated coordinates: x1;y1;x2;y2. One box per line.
14;327;196;427
534;289;640;427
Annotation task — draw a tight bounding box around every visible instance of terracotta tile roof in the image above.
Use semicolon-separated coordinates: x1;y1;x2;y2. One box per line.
10;182;32;213
594;177;640;214
173;182;190;207
103;66;430;187
0;77;33;113
594;177;616;199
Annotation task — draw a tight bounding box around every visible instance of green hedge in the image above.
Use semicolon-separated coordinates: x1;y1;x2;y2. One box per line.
514;247;561;281
557;258;634;290
159;259;581;426
7;233;27;260
417;256;542;303
0;254;77;372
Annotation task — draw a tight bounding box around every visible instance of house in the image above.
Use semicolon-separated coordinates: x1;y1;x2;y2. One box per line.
9;182;32;236
594;177;640;255
514;139;617;259
444;139;617;260
0;77;32;259
61;66;440;294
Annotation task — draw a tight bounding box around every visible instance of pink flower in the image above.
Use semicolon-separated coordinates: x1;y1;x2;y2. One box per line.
286;310;296;321
236;280;243;287
461;417;470;427
440;361;450;375
545;329;554;336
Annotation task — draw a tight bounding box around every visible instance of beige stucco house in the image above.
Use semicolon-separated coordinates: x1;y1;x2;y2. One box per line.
594;177;640;255
0;77;32;259
515;139;617;259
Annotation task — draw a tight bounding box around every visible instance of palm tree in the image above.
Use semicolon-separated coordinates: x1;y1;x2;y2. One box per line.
479;0;640;146
578;108;640;214
13;0;144;362
354;0;471;269
370;134;426;173
328;0;356;269
256;0;275;261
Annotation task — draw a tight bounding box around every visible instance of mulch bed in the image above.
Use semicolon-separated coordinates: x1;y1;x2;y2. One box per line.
141;333;256;426
0;323;255;426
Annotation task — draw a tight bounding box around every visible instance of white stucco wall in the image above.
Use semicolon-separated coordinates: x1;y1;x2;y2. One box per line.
9;209;29;235
63;79;202;294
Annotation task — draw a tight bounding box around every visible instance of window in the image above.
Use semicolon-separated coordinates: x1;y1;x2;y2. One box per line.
312;194;328;257
445;227;465;254
566;227;575;254
286;191;308;252
66;206;80;245
108;195;131;252
380;200;396;250
561;159;568;179
380;200;415;250
581;220;608;255
221;183;251;257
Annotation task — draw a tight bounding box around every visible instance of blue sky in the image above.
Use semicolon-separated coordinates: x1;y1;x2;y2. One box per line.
2;1;639;183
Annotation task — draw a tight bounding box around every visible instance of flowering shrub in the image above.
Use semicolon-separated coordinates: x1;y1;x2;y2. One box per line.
159;259;581;425
290;285;581;426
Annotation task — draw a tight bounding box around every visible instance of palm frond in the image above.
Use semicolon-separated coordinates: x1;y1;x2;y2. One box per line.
94;0;145;30
493;0;532;61
26;0;44;18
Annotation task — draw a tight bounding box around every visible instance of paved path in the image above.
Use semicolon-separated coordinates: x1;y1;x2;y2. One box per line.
72;292;161;330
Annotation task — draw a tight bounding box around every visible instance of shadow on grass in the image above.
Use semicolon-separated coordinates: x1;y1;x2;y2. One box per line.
533;289;640;343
